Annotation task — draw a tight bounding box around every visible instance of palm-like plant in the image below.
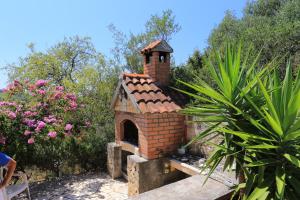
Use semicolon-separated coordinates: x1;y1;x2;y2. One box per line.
177;44;268;179
179;44;300;199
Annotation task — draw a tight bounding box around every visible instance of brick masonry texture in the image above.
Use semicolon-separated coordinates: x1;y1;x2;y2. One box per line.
143;51;170;86
115;111;186;160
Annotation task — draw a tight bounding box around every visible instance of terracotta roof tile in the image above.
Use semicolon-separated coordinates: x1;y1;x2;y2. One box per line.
121;73;188;113
141;40;162;53
123;73;149;78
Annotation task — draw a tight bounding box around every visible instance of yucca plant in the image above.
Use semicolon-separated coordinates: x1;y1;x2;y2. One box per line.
176;44;269;180
179;44;300;199
229;62;300;200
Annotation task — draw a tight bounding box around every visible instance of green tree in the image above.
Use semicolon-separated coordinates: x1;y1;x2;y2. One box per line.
208;0;300;71
109;9;181;73
145;9;181;42
171;50;209;89
7;36;98;84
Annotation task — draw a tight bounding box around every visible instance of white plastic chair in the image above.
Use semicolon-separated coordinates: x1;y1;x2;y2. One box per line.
0;168;31;200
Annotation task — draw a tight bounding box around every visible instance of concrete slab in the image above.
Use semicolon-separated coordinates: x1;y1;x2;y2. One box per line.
170;159;201;176
120;141;140;155
127;175;233;200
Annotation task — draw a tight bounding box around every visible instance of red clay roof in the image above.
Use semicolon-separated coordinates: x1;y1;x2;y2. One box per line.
120;73;187;113
141;40;162;53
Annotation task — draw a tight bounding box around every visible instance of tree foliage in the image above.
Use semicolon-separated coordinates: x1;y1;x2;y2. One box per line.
8;36;98;84
109;9;181;73
145;9;181;42
208;0;300;71
171;50;211;94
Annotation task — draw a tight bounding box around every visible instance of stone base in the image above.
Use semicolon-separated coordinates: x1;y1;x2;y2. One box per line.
107;142;122;179
127;155;187;196
108;142;187;196
128;175;233;200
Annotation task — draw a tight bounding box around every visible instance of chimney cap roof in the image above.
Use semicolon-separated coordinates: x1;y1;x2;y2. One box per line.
141;40;173;54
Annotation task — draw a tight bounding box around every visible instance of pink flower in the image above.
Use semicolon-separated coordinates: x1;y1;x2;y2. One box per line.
55;86;64;91
35;128;41;133
13;80;21;87
66;93;77;101
24;111;31;117
53;91;63;99
35;80;48;87
23;119;36;128
5;83;15;91
28;84;36;92
28;137;35;144
35;121;46;132
16;105;23;112
65;124;73;131
69;101;78;110
24;111;37;117
0;101;17;107
43;115;57;123
37;89;46;95
48;131;57;138
24;130;32;136
8;111;17;119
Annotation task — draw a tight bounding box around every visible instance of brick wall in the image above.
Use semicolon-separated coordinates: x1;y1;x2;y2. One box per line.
141;113;185;159
143;51;170;86
115;111;186;160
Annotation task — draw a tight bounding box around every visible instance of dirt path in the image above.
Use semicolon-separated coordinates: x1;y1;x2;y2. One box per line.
17;173;128;200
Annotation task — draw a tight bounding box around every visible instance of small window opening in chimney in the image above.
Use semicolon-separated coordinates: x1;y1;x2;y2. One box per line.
123;120;138;146
145;53;152;64
159;52;167;63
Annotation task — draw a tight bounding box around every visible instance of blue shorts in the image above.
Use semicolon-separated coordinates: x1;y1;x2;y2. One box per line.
0;153;11;167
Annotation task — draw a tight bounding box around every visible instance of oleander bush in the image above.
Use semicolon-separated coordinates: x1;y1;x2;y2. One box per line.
0;79;93;174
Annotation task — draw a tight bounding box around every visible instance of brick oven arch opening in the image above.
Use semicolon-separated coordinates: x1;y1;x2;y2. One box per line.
122;120;139;147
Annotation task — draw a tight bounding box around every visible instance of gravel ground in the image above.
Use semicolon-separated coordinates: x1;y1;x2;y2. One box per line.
16;173;128;200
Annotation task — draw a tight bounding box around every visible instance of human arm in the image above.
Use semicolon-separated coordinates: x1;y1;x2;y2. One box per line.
0;154;16;189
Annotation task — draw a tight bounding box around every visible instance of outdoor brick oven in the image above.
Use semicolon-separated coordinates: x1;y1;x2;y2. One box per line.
108;40;188;196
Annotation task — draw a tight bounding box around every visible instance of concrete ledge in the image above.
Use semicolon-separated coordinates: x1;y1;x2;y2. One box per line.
127;175;233;200
170;159;201;176
120;141;140;156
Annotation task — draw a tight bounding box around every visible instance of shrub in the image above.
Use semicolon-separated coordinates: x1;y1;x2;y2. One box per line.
0;80;90;173
68;125;114;170
181;44;300;199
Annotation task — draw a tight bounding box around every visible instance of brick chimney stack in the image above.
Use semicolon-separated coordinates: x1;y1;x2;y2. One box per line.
141;40;173;86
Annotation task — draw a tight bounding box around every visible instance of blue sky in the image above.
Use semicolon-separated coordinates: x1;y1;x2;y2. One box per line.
0;0;247;88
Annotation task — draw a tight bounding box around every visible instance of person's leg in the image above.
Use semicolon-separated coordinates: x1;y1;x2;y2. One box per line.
0;188;8;200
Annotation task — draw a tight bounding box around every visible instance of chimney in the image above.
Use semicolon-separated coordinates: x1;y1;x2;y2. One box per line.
141;40;173;86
